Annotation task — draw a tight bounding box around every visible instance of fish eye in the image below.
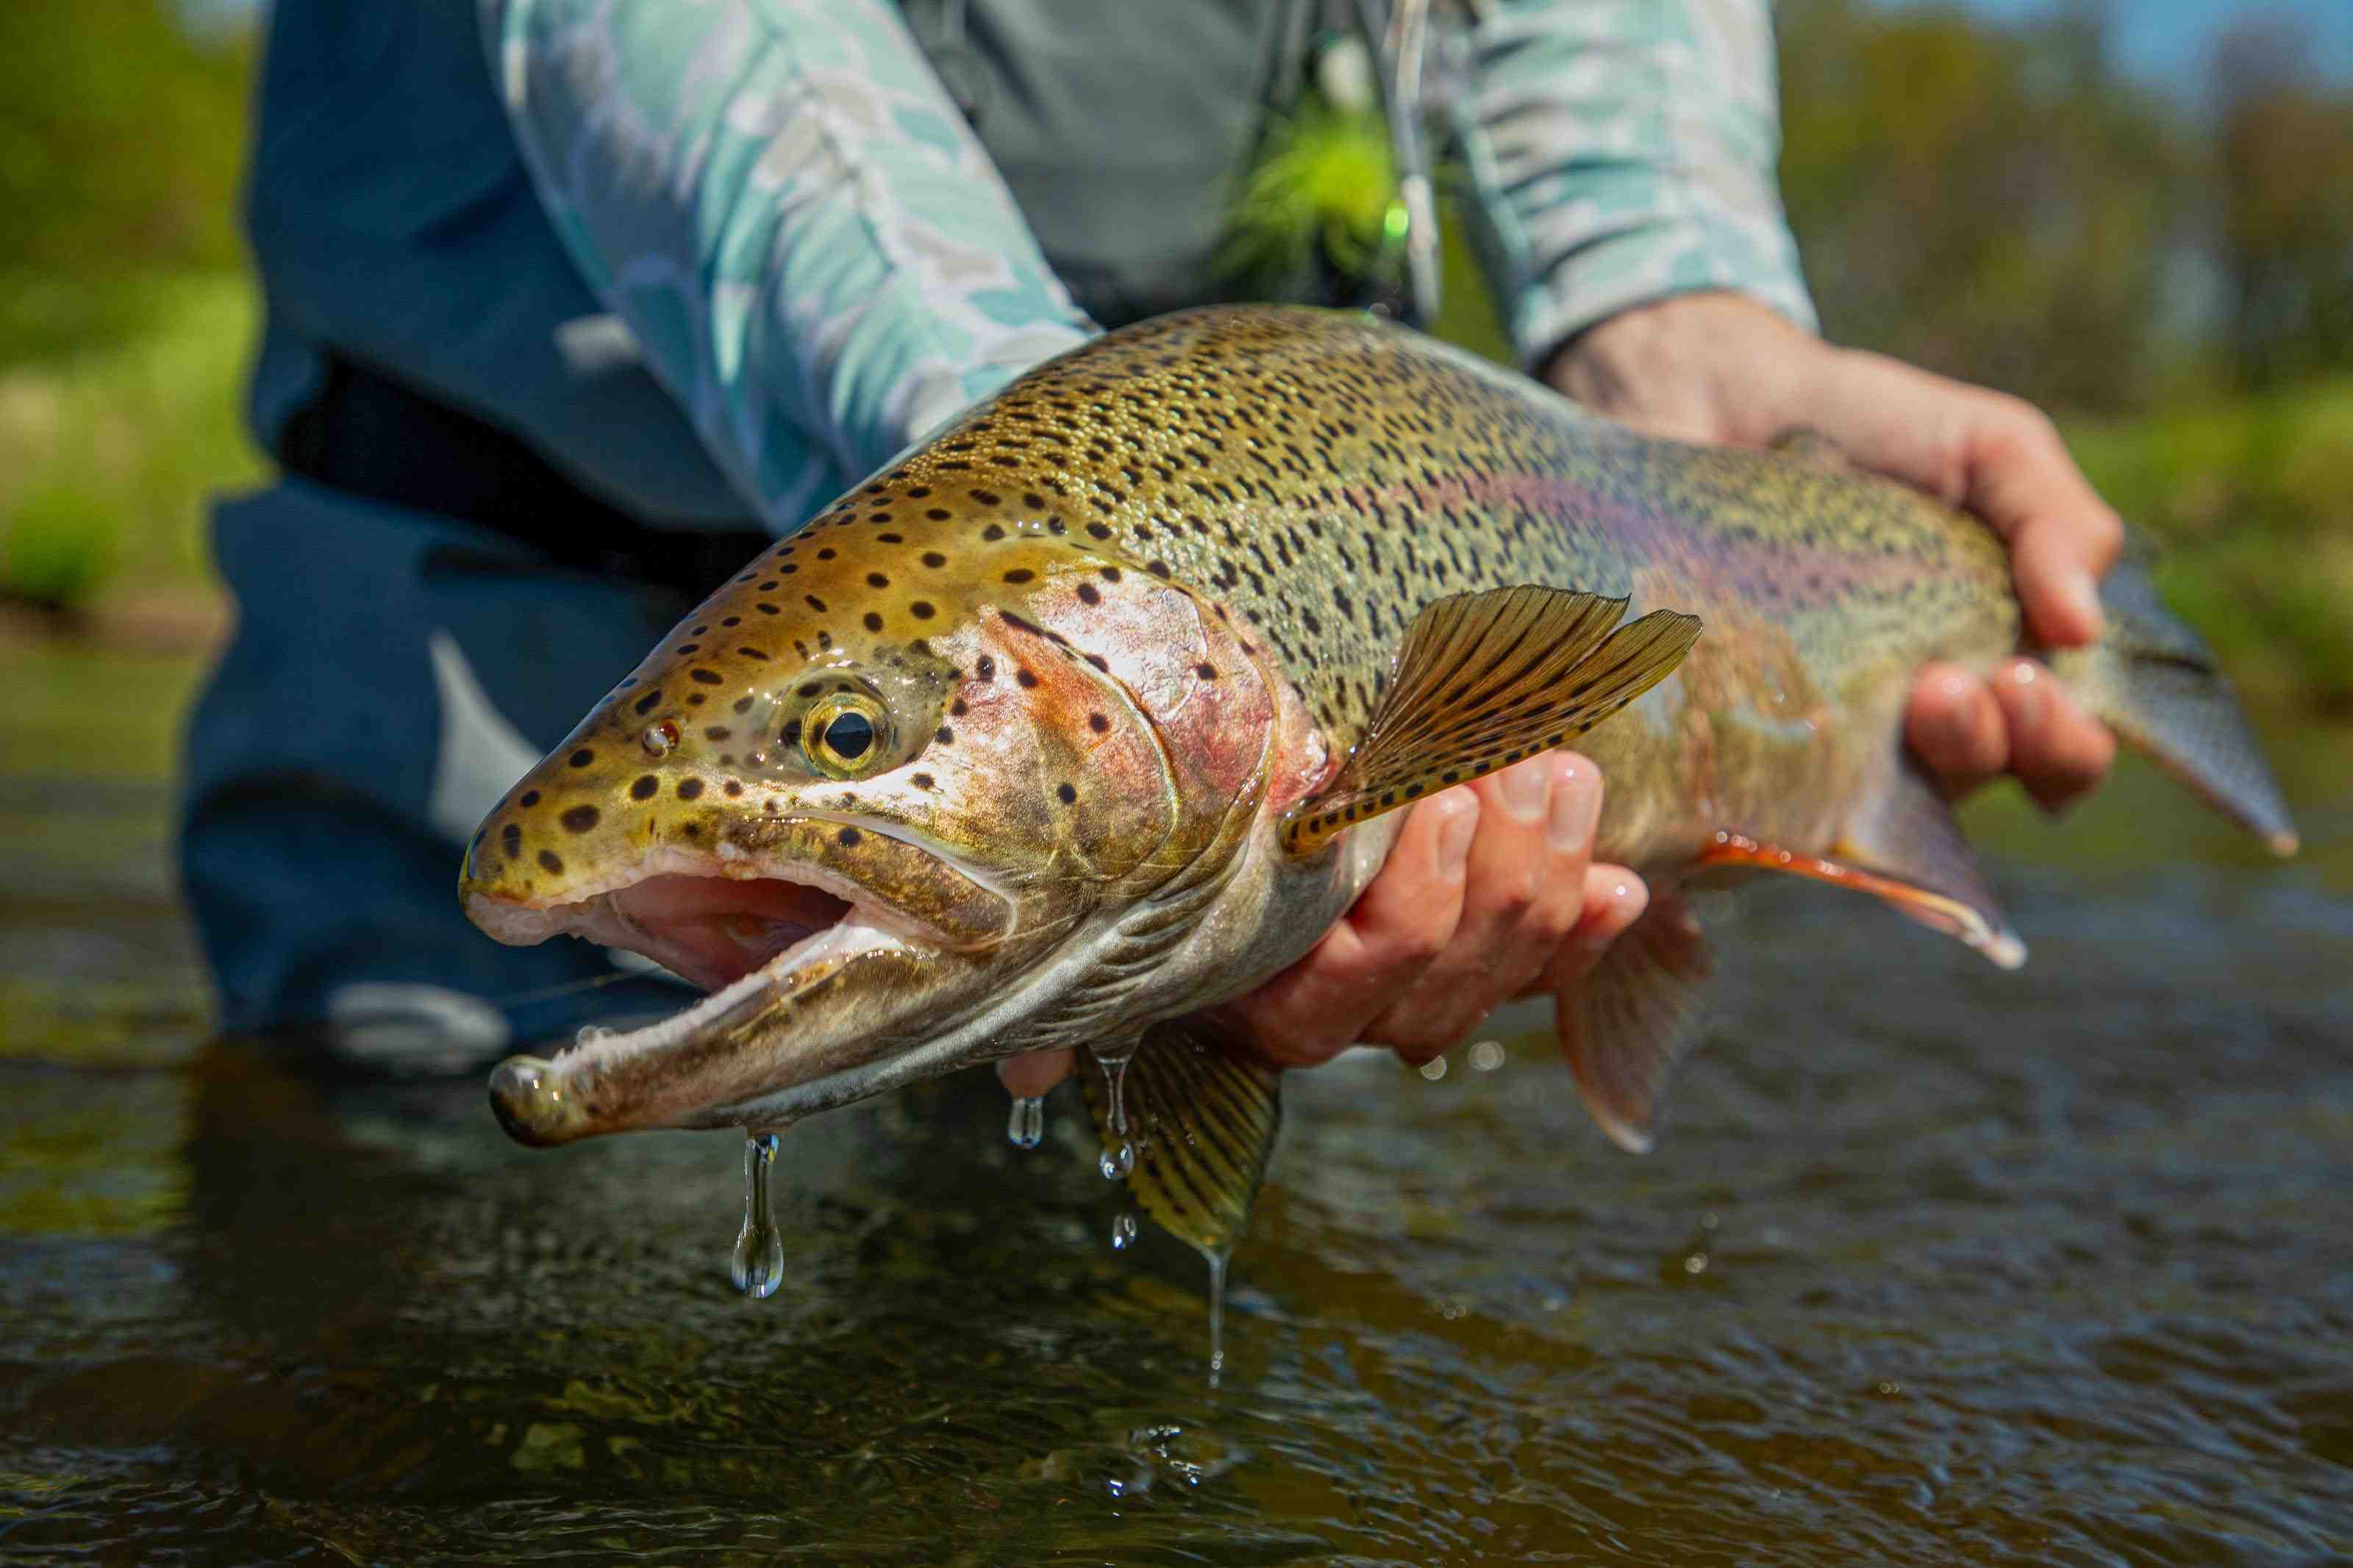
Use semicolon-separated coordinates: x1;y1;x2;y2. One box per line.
801;691;893;779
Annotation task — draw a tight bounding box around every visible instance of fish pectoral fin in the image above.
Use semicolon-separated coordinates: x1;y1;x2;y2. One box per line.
1082;1016;1282;1257
1279;586;1702;856
1704;765;2027;969
1560;887;1714;1153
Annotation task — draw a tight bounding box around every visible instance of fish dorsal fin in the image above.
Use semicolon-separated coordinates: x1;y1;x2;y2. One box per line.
1560;889;1714;1153
1698;762;2027;969
1280;587;1702;856
1082;1017;1282;1256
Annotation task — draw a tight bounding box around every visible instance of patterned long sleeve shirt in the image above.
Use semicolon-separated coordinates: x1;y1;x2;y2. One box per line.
247;0;1814;540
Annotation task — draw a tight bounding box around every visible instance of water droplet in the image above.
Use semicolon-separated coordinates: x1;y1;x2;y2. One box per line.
1467;1039;1505;1072
1204;1249;1230;1387
1094;1050;1134;1179
1006;1095;1045;1150
1417;1055;1447;1081
1096;1051;1131;1135
1111;1211;1139;1250
730;1131;785;1298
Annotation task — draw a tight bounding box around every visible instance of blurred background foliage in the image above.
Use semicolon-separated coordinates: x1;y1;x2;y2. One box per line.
0;0;2346;702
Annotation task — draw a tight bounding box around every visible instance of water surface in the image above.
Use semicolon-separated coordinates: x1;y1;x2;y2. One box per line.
3;646;2349;1564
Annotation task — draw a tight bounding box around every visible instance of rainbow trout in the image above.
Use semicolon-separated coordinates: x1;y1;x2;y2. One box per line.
461;307;2295;1254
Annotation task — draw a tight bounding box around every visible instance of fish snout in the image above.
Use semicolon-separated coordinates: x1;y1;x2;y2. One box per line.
488;1055;594;1146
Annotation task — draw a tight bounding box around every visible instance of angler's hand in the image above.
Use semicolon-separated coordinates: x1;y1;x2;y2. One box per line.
1547;290;2120;810
993;753;1652;1098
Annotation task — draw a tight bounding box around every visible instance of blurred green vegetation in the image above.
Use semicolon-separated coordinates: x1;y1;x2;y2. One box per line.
0;0;2345;713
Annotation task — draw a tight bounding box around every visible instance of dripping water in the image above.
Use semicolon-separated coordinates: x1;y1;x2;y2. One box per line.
730;1130;785;1299
1205;1248;1230;1387
1006;1095;1045;1150
1095;1051;1134;1179
1112;1211;1140;1250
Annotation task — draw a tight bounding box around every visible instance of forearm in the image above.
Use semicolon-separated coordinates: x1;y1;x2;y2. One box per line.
482;0;1095;526
1449;0;1817;376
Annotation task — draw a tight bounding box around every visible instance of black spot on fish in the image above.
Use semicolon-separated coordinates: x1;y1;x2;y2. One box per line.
690;669;721;685
910;772;934;790
868;573;890;589
911;601;935;619
1003;568;1034;584
634;691;663;716
704;726;731;741
1056;782;1076;804
1076;581;1100;605
837;826;863;847
1088;712;1109;733
1015;668;1039;688
520;790;543;807
922;551;946;568
560;805;600;833
538;849;564;874
630;775;659;801
936;726;954;745
724;781;743;797
863;612;884;632
677;779;704;800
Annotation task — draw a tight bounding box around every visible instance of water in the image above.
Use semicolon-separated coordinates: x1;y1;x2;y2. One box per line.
4;646;2352;1564
1006;1095;1045;1150
1095;1050;1135;1181
729;1131;785;1298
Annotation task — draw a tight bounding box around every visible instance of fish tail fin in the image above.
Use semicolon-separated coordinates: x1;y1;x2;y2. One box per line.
2049;551;2298;856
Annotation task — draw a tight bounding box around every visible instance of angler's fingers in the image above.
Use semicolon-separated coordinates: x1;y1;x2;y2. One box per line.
1527;864;1650;996
1959;401;2124;649
996;1048;1073;1100
1359;753;1595;1062
1905;661;2010;798
1989;659;2115;812
1221;788;1479;1068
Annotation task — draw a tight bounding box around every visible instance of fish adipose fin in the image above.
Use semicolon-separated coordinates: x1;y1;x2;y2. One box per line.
1560;888;1713;1153
1279;586;1702;856
1769;426;1851;469
1698;765;2028;970
1082;1017;1282;1256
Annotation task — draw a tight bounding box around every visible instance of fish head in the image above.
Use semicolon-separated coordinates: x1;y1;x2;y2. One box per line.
462;475;1302;1144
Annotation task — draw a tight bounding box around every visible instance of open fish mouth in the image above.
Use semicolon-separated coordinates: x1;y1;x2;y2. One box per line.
462;826;1016;1145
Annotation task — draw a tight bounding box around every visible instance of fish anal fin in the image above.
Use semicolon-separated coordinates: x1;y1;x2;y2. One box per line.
1702;767;2026;969
1560;889;1713;1154
1280;586;1701;857
1080;1016;1281;1257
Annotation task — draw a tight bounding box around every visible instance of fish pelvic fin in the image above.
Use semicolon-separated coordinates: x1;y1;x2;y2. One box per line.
1560;888;1714;1153
1279;586;1702;857
1083;1017;1282;1258
2046;551;2299;856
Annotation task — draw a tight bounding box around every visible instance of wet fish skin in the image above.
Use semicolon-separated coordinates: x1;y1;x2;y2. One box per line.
460;306;2293;1172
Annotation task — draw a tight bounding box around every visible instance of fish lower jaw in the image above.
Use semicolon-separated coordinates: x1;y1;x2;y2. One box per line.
489;912;915;1146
